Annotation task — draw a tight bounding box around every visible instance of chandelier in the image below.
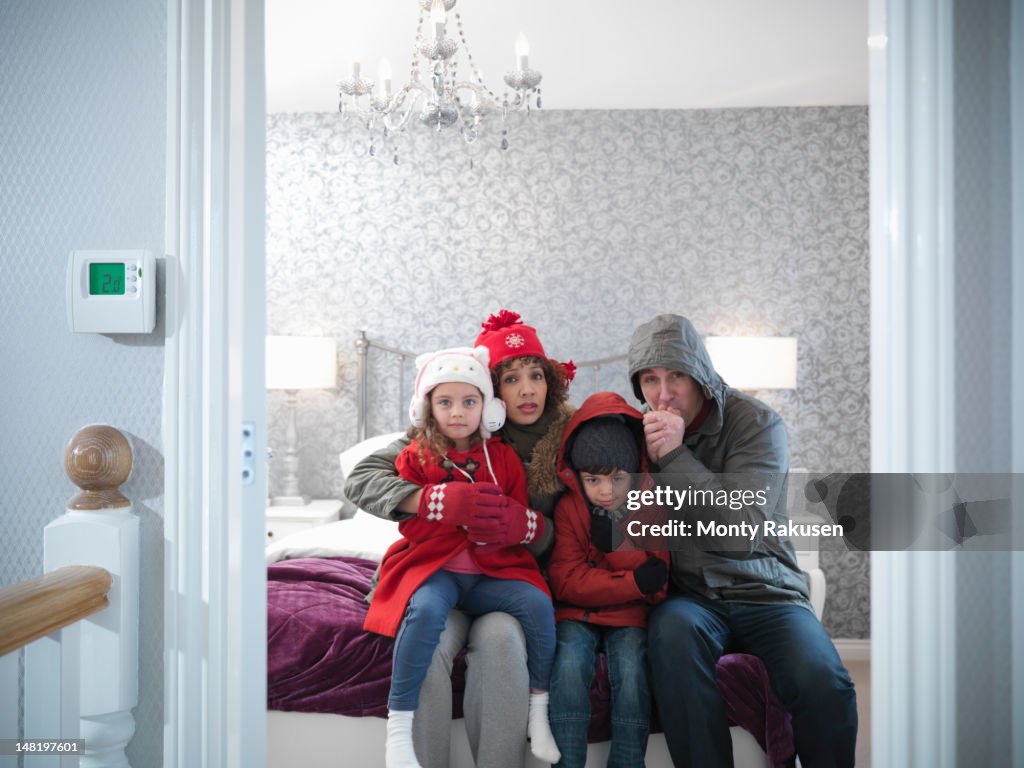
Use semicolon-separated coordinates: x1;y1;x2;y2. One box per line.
336;0;542;162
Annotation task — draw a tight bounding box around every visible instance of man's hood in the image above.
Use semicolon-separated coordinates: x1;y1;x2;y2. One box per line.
627;314;728;434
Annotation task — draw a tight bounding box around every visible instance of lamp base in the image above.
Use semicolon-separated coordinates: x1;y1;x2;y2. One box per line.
270;494;312;507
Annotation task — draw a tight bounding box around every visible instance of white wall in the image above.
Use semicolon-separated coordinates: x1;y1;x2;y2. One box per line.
0;2;167;764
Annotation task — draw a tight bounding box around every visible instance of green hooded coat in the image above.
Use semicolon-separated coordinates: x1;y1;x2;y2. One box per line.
627;314;811;606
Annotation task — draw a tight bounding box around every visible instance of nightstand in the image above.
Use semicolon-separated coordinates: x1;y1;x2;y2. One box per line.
266;498;343;544
788;469;826;618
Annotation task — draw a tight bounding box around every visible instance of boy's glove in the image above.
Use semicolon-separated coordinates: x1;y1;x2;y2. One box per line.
416;481;503;526
465;495;544;546
633;556;668;595
589;511;618;553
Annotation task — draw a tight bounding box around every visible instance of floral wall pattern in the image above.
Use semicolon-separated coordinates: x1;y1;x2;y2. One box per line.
266;106;870;638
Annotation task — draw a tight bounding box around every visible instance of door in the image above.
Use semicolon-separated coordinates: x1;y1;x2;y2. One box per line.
163;1;267;766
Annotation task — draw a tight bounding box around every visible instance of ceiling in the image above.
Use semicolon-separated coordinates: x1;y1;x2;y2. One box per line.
266;0;869;113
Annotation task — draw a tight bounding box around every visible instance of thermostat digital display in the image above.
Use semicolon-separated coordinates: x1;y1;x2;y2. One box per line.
89;263;126;295
67;250;156;334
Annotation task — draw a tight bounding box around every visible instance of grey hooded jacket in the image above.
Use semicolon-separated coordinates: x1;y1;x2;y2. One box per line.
628;314;810;606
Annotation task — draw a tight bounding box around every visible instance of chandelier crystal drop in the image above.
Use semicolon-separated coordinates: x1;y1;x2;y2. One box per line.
336;0;542;157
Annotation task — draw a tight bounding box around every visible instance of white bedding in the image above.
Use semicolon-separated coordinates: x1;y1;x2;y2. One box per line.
265;431;407;565
265;510;401;564
338;430;406;477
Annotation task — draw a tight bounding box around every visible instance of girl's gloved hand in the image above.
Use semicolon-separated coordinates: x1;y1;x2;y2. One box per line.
416;481;503;526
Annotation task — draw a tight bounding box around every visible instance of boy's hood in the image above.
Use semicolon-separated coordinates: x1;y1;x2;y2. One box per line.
556;392;646;489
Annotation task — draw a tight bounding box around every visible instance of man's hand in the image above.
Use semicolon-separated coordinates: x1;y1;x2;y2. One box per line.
643;408;685;463
465;495;544;547
416;481;504;526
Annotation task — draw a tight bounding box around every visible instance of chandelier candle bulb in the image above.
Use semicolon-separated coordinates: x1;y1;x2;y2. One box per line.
431;0;446;43
351;60;361;79
378;58;392;98
515;33;529;71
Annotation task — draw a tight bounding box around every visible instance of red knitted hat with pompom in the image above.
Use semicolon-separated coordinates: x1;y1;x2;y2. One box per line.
475;310;546;368
474;309;576;383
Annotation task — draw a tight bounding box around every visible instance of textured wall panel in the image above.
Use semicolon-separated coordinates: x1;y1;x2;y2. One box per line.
266;106;871;638
953;0;1014;762
0;1;166;764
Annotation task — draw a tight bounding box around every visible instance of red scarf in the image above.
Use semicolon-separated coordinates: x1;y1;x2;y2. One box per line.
687;397;713;432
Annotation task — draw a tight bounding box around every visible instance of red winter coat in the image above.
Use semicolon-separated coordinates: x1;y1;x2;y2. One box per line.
363;437;551;638
547;392;669;629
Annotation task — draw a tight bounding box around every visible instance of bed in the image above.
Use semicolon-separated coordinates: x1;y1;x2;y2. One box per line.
266;334;826;768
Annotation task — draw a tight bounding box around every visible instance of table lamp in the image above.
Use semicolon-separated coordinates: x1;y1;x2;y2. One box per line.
266;335;337;505
704;336;798;391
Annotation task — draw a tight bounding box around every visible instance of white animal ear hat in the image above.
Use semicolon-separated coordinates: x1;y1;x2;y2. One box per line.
409;346;507;437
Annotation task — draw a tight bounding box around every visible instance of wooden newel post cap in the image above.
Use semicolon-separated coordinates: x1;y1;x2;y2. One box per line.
65;425;133;510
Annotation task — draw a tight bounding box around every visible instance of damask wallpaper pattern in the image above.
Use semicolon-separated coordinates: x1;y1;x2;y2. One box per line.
266;106;870;638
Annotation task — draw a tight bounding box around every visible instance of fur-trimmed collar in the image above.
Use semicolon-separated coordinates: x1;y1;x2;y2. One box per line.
523;402;575;504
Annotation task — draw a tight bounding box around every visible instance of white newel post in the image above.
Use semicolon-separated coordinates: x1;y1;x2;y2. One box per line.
38;426;139;767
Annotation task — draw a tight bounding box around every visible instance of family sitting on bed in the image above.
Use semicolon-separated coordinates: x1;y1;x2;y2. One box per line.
346;310;858;768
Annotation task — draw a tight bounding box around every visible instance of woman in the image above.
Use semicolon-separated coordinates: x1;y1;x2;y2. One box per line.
344;309;574;768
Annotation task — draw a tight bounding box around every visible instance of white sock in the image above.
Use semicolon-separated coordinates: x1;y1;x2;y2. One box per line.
527;692;561;765
385;709;422;768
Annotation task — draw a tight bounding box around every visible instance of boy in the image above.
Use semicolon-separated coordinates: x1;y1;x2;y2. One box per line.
546;392;669;768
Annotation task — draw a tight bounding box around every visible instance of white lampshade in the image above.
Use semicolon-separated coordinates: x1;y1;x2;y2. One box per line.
704;336;797;391
266;336;337;390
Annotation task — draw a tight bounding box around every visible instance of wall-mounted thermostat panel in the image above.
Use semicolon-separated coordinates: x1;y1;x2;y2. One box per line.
67;250;156;333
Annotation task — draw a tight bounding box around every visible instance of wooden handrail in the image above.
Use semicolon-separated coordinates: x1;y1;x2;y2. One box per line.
0;565;111;657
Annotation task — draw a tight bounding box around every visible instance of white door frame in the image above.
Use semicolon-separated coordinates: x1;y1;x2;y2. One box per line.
163;0;267;766
872;1;1024;764
869;0;958;766
156;0;1024;764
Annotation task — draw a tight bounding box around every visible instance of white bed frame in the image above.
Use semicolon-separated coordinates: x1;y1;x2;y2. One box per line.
351;330;634;442
267;710;771;768
267;332;827;768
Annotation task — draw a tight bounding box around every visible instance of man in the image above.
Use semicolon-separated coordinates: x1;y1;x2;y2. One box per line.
629;313;857;767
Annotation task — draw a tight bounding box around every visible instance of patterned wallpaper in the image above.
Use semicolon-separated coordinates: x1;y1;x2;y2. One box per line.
266;106;871;638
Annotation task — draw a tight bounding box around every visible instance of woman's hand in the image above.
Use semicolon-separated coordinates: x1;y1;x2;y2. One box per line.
465;495;543;547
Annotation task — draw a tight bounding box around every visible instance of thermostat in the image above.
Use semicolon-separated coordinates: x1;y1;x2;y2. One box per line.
67;250;156;334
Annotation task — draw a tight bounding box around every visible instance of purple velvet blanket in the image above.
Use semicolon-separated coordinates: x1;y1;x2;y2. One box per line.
268;556;795;768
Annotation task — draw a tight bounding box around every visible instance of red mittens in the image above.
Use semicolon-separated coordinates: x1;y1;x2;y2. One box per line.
416;481;504;527
465;495;543;547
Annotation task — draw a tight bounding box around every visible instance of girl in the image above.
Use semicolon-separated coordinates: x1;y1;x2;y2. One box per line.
363;346;561;768
345;311;576;768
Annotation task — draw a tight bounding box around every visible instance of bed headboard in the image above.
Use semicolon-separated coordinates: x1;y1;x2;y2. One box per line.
353;330;631;442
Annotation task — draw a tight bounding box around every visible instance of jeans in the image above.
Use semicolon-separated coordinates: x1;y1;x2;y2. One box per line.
549;621;650;768
648;596;858;768
389;570;556;711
